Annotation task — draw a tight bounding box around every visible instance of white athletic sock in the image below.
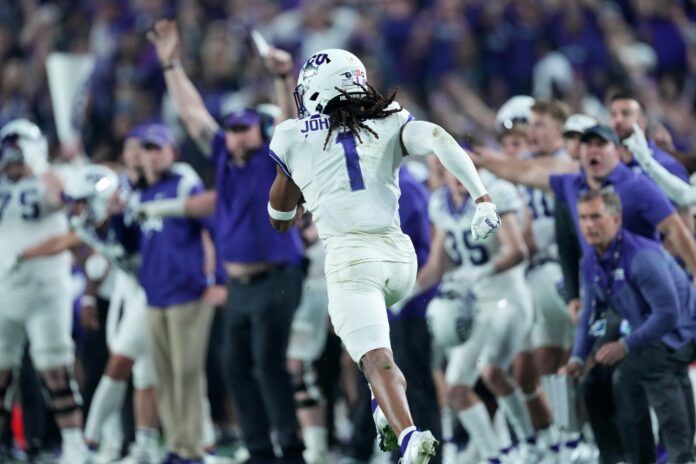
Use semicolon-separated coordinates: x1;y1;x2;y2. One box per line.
302;426;328;456
398;425;417;447
537;425;561;452
498;389;536;444
61;427;87;452
457;403;501;460
100;412;123;452
84;376;127;443
135;427;159;448
202;399;216;448
493;408;513;453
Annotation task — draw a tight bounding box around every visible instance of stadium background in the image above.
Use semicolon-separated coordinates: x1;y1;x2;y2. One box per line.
1;0;695;174
2;0;696;463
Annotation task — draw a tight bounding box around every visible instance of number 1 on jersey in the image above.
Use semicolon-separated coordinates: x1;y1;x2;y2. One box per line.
337;132;365;191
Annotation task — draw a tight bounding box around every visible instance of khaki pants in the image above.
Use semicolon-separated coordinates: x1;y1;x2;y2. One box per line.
147;300;213;459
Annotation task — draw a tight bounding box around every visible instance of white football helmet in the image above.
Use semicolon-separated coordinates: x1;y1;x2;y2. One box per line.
495;95;535;132
0;119;48;174
294;49;368;118
63;164;119;227
426;292;477;349
562;114;597;136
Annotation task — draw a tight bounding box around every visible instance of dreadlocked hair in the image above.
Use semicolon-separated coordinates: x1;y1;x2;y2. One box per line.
322;83;401;150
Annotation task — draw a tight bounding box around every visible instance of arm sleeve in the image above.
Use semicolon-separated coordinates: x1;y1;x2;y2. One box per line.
555;201;582;301
402;121;487;200
624;250;681;351
635;150;696;206
570;259;597;360
634;177;676;227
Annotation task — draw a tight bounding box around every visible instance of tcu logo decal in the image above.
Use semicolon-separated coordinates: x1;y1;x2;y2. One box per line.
306;53;331;67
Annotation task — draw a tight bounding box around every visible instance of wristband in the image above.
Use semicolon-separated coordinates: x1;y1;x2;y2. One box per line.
80;295;97;307
162;60;180;72
267;202;297;221
206;274;215;287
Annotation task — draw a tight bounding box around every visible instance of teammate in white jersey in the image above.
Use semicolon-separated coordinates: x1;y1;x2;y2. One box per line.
0;122;90;464
265;48;500;464
417;169;538;463
287;217;331;464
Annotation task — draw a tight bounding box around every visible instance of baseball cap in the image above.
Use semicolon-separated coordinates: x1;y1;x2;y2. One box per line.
140;123;176;149
563;114;597;136
126;124;148;141
580;124;620;145
222;108;260;129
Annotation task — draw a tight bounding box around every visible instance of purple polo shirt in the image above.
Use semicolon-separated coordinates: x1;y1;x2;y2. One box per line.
573;230;696;359
549;162;674;250
389;167;436;320
137;172;208;307
210;130;303;264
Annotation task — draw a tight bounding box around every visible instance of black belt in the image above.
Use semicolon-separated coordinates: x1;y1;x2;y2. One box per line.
229;263;287;286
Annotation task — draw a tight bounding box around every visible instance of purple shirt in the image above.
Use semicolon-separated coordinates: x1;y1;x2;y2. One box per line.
573;230;696;359
137;172;208;307
390;167;436;320
210;130;303;264
549;162;674;249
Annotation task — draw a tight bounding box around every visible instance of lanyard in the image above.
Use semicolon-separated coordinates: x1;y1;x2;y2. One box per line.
588;231;623;336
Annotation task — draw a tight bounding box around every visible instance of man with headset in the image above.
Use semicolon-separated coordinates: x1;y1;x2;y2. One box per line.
147;19;306;463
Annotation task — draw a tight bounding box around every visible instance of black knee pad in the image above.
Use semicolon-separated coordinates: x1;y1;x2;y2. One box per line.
40;367;83;417
292;361;324;409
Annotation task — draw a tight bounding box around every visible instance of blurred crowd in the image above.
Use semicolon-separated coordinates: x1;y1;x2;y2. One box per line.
1;0;696;166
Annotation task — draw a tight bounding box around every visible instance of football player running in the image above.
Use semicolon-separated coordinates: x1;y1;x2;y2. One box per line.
0;121;90;464
266;49;501;464
418;169;537;463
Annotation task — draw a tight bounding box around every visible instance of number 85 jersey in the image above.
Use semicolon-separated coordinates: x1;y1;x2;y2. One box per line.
429;171;525;301
269;103;412;240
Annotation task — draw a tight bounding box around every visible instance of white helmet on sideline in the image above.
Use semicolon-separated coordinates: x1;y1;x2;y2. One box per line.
63;164;119;228
0;119;48;174
294;49;368;118
426;292;477;349
496;95;535;132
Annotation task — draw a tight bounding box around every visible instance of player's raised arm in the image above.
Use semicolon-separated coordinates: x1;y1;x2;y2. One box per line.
147;19;219;157
401;120;500;240
268;166;303;232
625;123;696;206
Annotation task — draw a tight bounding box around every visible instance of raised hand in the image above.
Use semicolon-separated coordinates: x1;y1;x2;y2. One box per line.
146;19;181;65
265;48;294;78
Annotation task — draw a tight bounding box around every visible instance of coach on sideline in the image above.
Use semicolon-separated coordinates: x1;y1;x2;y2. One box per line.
148;19;306;463
563;189;696;464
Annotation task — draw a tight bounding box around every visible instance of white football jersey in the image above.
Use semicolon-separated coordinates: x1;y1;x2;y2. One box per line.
429;171;526;301
520;148;569;261
0;174;70;286
270;102;415;272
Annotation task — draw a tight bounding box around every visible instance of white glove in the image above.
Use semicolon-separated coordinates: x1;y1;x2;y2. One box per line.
623;123;652;163
470;202;501;241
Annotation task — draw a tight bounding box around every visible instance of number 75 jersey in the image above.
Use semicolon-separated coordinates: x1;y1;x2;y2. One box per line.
268;103;412;239
429;171;526;300
0;175;69;277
